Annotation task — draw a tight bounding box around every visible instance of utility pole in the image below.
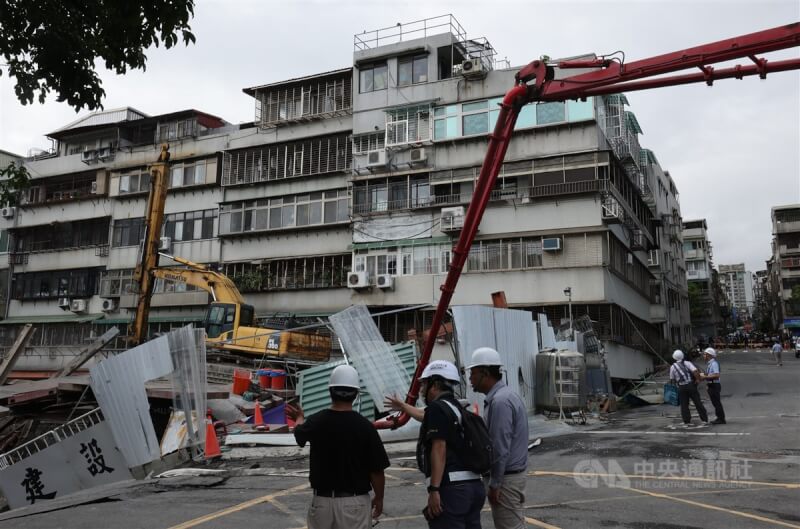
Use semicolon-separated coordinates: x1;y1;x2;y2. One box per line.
564;287;573;340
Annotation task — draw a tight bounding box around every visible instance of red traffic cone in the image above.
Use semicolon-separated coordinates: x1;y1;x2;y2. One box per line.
204;412;222;459
253;400;265;430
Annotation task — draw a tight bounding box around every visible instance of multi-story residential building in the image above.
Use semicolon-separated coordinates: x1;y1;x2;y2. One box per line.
718;263;754;322
753;269;771;329
682;218;721;342
0;149;22;319
1;15;689;380
770;204;800;335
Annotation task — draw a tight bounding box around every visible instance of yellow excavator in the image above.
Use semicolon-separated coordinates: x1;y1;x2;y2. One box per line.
129;145;330;362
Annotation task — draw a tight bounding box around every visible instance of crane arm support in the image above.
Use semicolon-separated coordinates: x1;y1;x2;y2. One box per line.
374;21;800;430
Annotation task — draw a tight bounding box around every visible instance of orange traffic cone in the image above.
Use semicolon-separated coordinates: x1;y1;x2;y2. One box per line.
253;400;265;430
204;412;222;459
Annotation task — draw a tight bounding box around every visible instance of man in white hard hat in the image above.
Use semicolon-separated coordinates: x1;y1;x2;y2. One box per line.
287;365;390;529
699;347;726;424
468;347;528;529
669;350;708;428
415;360;486;528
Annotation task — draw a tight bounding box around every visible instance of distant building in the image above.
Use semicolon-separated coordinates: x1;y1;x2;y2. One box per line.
770;204;800;335
718;263;754;322
682;219;722;342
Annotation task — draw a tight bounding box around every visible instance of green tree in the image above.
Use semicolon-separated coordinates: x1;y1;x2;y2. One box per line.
0;162;30;207
0;0;196;111
687;283;704;320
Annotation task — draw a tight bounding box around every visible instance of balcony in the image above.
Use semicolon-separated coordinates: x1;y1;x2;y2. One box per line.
779;245;800;256
685;249;706;260
775;220;800;234
687;269;710;280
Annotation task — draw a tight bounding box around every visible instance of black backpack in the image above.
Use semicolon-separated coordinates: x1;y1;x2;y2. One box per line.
441;399;493;474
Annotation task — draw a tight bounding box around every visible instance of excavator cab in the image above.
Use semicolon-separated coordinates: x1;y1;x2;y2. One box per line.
204;302;255;339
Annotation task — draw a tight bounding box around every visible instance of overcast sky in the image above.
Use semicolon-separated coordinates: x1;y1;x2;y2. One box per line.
1;0;798;272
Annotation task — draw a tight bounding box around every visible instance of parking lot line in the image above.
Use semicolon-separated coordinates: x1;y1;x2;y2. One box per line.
621;486;800;528
165;482;310;529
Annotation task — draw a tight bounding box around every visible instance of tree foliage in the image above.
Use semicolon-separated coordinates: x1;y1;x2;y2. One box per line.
0;162;31;207
0;0;196;111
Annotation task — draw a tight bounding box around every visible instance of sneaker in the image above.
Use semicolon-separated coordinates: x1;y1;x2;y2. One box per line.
681;423;692;428
711;419;726;425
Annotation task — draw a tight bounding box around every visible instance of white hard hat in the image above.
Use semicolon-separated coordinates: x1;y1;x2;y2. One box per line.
419;360;460;383
672;350;684;361
703;347;717;357
467;347;504;369
328;365;360;389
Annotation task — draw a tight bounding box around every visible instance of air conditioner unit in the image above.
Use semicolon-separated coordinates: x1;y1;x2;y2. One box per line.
601;197;623;222
440;206;465;232
97;147;114;160
542;237;562;251
1;206;15;219
366;149;387;168
347;271;370;289
158;236;171;251
81;150;98;163
410;147;427;163
376;274;394;289
70;299;87;313
101;298;117;312
90;181;99;194
58;297;71;309
461;58;485;77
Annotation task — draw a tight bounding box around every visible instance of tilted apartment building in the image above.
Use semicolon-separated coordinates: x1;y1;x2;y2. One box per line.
1;15;690;379
770;204;800;335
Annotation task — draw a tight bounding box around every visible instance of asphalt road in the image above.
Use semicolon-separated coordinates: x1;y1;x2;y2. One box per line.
1;348;798;529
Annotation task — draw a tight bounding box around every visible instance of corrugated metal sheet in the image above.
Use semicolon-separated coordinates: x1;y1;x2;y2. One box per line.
0;314;104;325
452;306;537;412
298;342;416;421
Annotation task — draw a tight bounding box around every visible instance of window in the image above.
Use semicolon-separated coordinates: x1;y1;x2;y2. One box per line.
223;254;351;291
14;218;109;252
398;54;428;86
13;268;101;300
359;62;388;93
100;269;136;297
219;190;348;235
164;209;217;242
169;159;212;189
116;169;150;195
386;105;431;146
353;175;431;214
112;218;146;247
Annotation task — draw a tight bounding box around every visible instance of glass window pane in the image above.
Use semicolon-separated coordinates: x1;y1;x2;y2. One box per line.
434;119;447;140
296;203;309;226
360;68;373;93
337;198;349;221
488;110;500;132
269;207;282;228
255;208;269;230
434;107;446;117
567;98;594;121
309;201;322;224
462;100;488;112
373;64;388;90
398;58;412;86
171;167;183;187
230;211;242;232
536;102;566;124
413;56;428;83
463;112;488;136
446;116;458;137
174;221;184;241
282;204;295;226
184;165;195;186
445;105;458;116
324;201;337;223
119;175;130;193
193;219;202;239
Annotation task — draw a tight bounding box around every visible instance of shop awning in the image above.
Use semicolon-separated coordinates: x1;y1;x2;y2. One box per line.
0;314;105;325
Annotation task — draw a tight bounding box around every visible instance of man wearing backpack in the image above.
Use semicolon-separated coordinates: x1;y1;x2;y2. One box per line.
416;360;486;528
669;349;708;428
468;347;529;529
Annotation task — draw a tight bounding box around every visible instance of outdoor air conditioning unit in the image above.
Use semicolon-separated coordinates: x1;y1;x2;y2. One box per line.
461;58;485;77
97;147;114;160
542;237;562;251
1;207;15;219
376;274;394;290
101;298;117;312
440;206;465;232
410;147;427;163
366;149;387;168
81;150;98;163
347;271;370;289
70;299;87;313
158;237;171;251
58;297;71;309
601;197;623;222
90;181;99;194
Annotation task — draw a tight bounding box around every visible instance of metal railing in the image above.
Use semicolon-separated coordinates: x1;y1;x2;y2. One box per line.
0;408;104;470
354;14;467;51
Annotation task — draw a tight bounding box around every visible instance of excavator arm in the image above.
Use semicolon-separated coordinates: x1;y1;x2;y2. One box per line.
375;22;800;429
150;266;246;305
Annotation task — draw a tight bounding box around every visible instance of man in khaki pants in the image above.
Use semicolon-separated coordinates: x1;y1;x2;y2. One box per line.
468;347;529;529
288;365;390;528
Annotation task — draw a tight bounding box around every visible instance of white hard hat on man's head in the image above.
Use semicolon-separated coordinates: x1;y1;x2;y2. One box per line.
703;347;717;357
467;347;504;369
672;350;684;361
328;364;360;389
419;360;460;383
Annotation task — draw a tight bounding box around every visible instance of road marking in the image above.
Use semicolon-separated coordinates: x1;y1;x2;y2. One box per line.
582;430;750;436
531;471;800;489
166;482;310;529
621;485;800;528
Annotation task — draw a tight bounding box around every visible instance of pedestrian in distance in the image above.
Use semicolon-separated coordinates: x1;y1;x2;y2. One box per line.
669;349;709;428
699;347;726;424
415;359;486;529
772;340;784;366
287;365;390;529
468;347;528;529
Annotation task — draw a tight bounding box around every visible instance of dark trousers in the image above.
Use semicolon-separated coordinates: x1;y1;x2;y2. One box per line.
429;480;486;529
707;382;725;421
678;383;708;424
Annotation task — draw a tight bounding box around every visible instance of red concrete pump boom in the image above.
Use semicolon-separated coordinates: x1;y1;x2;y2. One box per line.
375;22;800;429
